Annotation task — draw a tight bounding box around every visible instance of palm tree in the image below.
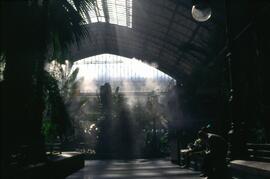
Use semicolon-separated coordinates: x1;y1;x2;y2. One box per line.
0;0;95;171
45;60;86;141
43;70;71;143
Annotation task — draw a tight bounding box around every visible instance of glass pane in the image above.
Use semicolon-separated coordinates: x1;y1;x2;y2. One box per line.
87;0;133;28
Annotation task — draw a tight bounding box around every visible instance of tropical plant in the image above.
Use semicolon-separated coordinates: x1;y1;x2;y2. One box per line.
42;119;58;143
95;83;113;157
47;60;81;101
45;60;89;142
43;70;71;141
1;0;95;169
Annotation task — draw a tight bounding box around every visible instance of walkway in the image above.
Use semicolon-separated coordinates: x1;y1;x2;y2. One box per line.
66;159;201;179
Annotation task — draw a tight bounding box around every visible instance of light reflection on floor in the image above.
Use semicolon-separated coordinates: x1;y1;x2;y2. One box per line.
66;159;201;179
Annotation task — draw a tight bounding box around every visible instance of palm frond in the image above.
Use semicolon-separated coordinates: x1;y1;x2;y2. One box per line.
44;70;71;132
62;67;79;93
68;68;80;85
72;0;95;14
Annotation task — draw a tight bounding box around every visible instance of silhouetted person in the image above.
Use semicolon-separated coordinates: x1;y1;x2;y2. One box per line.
181;134;207;169
198;130;228;179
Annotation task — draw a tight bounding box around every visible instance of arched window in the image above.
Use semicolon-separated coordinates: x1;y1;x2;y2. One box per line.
71;54;176;93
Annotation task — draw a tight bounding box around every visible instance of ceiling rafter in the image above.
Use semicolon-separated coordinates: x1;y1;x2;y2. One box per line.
70;0;225;79
176;24;201;66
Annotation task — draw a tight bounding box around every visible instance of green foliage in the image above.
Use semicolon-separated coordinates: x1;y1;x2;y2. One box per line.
62;81;171;158
43;70;71;136
0;0;96;168
93;85;170;158
143;129;169;157
42;120;58;143
1;0;95;61
0;56;5;81
48;61;82;103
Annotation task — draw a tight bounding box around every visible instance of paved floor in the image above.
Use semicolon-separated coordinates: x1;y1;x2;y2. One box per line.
66;159;201;179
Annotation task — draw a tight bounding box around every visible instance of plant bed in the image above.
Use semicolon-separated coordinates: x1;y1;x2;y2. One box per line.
8;152;84;179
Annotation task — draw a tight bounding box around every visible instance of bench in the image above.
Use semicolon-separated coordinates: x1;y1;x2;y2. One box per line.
9;152;84;178
46;142;62;155
180;149;204;171
230;143;270;179
247;143;270;162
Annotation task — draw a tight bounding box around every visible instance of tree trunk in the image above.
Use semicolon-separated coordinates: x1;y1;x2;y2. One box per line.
2;48;46;168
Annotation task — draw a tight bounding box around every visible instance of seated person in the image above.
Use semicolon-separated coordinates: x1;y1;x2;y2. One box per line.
198;130;228;179
181;134;207;168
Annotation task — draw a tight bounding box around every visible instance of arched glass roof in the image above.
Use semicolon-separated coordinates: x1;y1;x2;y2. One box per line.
85;0;132;27
69;0;226;81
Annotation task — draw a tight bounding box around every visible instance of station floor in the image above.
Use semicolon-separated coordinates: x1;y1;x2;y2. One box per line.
66;159;201;179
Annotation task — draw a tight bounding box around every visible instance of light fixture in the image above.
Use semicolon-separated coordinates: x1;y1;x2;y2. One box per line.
191;0;212;22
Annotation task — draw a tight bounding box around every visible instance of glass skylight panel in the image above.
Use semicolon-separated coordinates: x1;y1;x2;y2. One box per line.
86;0;132;28
88;0;105;23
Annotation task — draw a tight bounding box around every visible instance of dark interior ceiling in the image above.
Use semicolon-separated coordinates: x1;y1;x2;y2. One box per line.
69;0;227;82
